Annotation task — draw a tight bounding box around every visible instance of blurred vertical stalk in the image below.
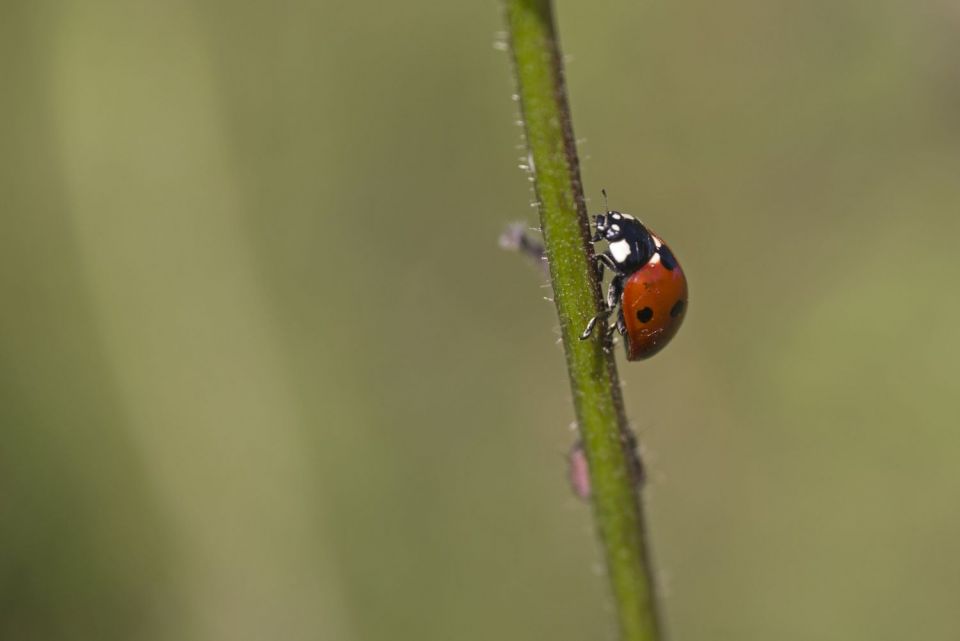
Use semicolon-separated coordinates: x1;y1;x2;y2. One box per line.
503;1;663;640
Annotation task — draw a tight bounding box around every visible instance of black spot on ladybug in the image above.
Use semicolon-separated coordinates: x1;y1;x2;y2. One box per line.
670;299;685;318
637;307;654;323
659;246;677;271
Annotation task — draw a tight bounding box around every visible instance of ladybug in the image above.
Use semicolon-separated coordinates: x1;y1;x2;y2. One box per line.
580;197;688;360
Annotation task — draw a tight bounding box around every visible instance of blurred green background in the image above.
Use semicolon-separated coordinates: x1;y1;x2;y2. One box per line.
3;0;960;639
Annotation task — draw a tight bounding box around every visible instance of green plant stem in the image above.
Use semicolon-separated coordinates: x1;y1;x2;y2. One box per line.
503;2;663;640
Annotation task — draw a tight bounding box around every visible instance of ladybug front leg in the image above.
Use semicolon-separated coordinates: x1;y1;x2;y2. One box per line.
594;251;617;280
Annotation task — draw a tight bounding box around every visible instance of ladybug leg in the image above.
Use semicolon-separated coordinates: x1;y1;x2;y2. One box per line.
581;275;624;341
581;312;620;346
606;275;624;310
580;308;616;340
590;217;604;243
601;306;622;347
594;252;617;280
580;315;600;340
601;279;626;346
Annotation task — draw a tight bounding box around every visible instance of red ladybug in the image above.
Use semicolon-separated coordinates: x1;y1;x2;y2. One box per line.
580;201;688;360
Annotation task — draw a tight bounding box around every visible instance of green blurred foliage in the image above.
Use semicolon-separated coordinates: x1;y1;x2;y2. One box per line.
2;0;959;640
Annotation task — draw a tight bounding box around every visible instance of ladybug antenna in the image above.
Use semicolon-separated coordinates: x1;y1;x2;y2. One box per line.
601;188;610;213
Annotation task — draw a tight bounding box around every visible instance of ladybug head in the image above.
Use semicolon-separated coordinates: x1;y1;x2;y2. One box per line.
592;210;648;244
592;211;627;242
